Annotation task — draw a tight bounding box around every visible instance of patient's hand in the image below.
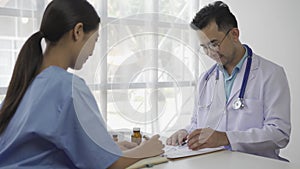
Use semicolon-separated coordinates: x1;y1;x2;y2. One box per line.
117;141;138;151
122;134;165;158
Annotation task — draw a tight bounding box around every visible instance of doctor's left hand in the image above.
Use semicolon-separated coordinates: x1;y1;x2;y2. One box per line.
187;128;229;150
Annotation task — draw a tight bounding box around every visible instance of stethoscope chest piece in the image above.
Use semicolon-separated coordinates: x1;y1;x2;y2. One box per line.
233;98;244;110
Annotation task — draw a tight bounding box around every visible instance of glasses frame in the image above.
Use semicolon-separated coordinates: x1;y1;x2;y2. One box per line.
199;28;232;55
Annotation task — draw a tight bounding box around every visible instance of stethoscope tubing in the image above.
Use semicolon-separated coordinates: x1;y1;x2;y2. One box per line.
202;44;253;110
239;45;252;99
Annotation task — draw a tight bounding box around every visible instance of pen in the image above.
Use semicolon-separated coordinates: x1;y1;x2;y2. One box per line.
145;163;154;168
180;140;188;146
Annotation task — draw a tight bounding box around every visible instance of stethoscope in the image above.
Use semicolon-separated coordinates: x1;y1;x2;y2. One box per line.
203;44;252;110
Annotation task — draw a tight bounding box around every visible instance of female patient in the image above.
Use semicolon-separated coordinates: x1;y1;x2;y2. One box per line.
0;0;163;168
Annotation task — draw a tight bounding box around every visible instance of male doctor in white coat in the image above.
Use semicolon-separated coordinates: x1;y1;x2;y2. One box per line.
166;1;291;161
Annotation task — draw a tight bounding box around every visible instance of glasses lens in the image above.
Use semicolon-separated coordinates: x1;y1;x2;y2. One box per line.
198;46;208;55
209;42;219;51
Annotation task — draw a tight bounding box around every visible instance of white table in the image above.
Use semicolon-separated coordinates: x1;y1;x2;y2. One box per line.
149;150;299;169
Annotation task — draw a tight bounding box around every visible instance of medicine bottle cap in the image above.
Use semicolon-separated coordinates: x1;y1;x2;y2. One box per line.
133;127;140;132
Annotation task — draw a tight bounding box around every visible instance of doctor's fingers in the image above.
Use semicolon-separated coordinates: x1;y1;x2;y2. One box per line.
167;130;186;146
168;134;179;146
187;130;211;147
177;132;188;145
188;128;214;143
188;141;208;151
166;132;177;145
187;133;201;147
187;129;202;140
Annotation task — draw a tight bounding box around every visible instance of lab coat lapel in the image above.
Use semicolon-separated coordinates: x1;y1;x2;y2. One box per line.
227;54;259;104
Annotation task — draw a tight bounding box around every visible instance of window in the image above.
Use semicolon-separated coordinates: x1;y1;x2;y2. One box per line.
0;0;48;101
0;0;206;137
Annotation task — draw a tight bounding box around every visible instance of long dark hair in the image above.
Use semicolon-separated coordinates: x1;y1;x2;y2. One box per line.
0;0;100;134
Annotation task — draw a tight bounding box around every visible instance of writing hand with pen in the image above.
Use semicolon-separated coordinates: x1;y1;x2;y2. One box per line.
166;129;189;146
166;128;229;150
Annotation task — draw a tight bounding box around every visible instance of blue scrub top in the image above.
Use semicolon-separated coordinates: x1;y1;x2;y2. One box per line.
0;66;122;169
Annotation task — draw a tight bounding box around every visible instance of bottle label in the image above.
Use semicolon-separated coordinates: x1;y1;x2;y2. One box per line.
131;136;142;145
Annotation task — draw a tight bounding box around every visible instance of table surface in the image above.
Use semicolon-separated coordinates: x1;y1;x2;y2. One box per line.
146;150;299;169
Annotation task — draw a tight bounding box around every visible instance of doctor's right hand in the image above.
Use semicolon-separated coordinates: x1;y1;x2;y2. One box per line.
166;129;188;146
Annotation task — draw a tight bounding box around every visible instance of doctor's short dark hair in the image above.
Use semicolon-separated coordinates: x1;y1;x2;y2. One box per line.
191;1;238;32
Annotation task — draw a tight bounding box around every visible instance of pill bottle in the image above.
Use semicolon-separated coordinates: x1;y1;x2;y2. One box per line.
112;134;118;142
131;127;142;145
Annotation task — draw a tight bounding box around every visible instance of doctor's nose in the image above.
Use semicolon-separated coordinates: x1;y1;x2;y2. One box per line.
208;51;220;59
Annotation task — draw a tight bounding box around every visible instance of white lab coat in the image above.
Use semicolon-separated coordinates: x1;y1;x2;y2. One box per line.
186;53;291;160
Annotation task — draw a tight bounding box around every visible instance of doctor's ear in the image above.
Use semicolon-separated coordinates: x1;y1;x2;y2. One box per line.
72;23;84;41
230;28;240;42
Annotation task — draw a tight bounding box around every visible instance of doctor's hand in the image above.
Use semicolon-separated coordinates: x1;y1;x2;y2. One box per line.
166;129;188;146
187;128;229;150
123;134;164;159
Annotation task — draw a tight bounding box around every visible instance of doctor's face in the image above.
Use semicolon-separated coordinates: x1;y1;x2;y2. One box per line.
197;22;236;67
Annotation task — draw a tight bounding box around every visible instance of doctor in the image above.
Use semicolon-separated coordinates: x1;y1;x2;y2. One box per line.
167;1;291;161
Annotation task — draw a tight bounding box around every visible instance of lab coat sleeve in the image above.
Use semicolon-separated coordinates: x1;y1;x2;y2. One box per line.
226;67;291;156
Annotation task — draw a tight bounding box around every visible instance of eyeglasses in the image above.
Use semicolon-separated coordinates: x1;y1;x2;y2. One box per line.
198;29;232;55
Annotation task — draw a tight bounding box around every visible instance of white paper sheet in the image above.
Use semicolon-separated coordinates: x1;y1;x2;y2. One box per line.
163;145;224;159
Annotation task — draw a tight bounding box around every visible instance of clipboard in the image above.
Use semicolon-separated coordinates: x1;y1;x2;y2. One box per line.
163;145;224;159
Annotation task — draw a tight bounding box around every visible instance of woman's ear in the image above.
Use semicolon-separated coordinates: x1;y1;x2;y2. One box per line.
72;23;84;41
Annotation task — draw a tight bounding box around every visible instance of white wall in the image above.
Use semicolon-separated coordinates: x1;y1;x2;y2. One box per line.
200;0;300;164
